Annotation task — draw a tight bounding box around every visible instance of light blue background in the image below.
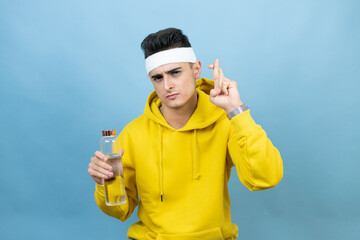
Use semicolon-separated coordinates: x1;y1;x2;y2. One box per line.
1;0;359;239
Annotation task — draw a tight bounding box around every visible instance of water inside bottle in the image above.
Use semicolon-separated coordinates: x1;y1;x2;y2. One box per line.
104;154;126;206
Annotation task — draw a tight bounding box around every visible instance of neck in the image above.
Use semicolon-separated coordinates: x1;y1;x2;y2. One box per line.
160;92;198;130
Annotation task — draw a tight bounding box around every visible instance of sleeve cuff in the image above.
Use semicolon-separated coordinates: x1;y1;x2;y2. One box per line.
230;109;256;132
95;183;105;196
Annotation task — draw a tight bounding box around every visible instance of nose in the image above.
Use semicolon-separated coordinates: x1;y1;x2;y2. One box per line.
163;75;174;91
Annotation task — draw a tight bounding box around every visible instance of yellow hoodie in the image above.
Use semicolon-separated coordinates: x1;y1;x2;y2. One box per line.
95;78;283;240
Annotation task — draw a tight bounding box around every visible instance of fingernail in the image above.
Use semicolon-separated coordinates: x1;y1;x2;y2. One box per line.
108;172;113;177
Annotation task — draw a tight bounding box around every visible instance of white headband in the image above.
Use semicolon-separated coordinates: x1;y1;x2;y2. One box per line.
145;47;197;75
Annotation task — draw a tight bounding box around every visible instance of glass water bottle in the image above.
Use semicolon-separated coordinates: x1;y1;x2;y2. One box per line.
100;129;126;206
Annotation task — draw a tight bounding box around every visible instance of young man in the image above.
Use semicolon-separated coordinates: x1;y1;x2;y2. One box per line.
88;28;283;240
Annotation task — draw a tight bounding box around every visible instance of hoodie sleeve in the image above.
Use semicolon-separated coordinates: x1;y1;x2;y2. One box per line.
94;131;139;221
227;110;283;191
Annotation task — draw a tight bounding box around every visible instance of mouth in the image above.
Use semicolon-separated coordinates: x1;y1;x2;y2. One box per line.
166;93;179;99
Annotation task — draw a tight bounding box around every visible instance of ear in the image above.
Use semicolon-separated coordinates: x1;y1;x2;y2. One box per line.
193;60;202;79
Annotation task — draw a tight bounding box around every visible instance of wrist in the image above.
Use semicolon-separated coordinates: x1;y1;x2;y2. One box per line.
224;101;244;114
227;104;248;119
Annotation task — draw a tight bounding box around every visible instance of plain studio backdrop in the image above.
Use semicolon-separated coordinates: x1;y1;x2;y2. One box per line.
0;0;359;239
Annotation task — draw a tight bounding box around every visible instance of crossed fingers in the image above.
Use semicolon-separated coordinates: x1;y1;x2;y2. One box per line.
208;59;230;95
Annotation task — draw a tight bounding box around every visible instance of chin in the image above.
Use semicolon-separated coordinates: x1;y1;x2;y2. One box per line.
165;102;183;109
163;99;185;109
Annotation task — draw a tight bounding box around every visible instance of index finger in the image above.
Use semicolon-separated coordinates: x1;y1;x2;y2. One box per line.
95;151;108;161
213;59;220;90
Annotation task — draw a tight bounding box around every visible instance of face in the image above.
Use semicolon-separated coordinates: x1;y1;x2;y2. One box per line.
148;61;202;110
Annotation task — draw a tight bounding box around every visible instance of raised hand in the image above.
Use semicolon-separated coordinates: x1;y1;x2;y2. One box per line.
208;59;243;113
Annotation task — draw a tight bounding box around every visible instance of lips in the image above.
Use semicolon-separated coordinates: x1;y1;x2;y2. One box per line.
166;93;179;99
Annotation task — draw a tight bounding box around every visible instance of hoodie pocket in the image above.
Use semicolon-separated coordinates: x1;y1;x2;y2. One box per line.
156;227;224;240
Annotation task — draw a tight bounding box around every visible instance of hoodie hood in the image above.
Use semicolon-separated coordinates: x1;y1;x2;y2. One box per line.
144;78;225;131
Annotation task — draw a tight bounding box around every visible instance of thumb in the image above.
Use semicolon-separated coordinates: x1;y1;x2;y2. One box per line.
209;88;221;102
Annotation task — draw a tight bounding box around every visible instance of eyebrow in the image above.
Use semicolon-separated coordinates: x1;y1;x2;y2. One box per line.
151;67;182;79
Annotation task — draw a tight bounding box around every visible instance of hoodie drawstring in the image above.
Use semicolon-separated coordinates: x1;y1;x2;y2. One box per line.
193;129;200;179
157;125;201;202
158;125;164;202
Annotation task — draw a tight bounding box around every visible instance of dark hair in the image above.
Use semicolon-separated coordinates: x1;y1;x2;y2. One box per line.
141;28;192;59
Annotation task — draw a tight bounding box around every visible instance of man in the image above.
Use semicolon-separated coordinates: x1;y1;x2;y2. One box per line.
88;28;283;240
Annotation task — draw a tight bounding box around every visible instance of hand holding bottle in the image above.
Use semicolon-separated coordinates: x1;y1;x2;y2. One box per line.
88;149;124;185
88;129;126;205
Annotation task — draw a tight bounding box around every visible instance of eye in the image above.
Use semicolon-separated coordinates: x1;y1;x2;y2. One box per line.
153;76;162;82
172;71;180;76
